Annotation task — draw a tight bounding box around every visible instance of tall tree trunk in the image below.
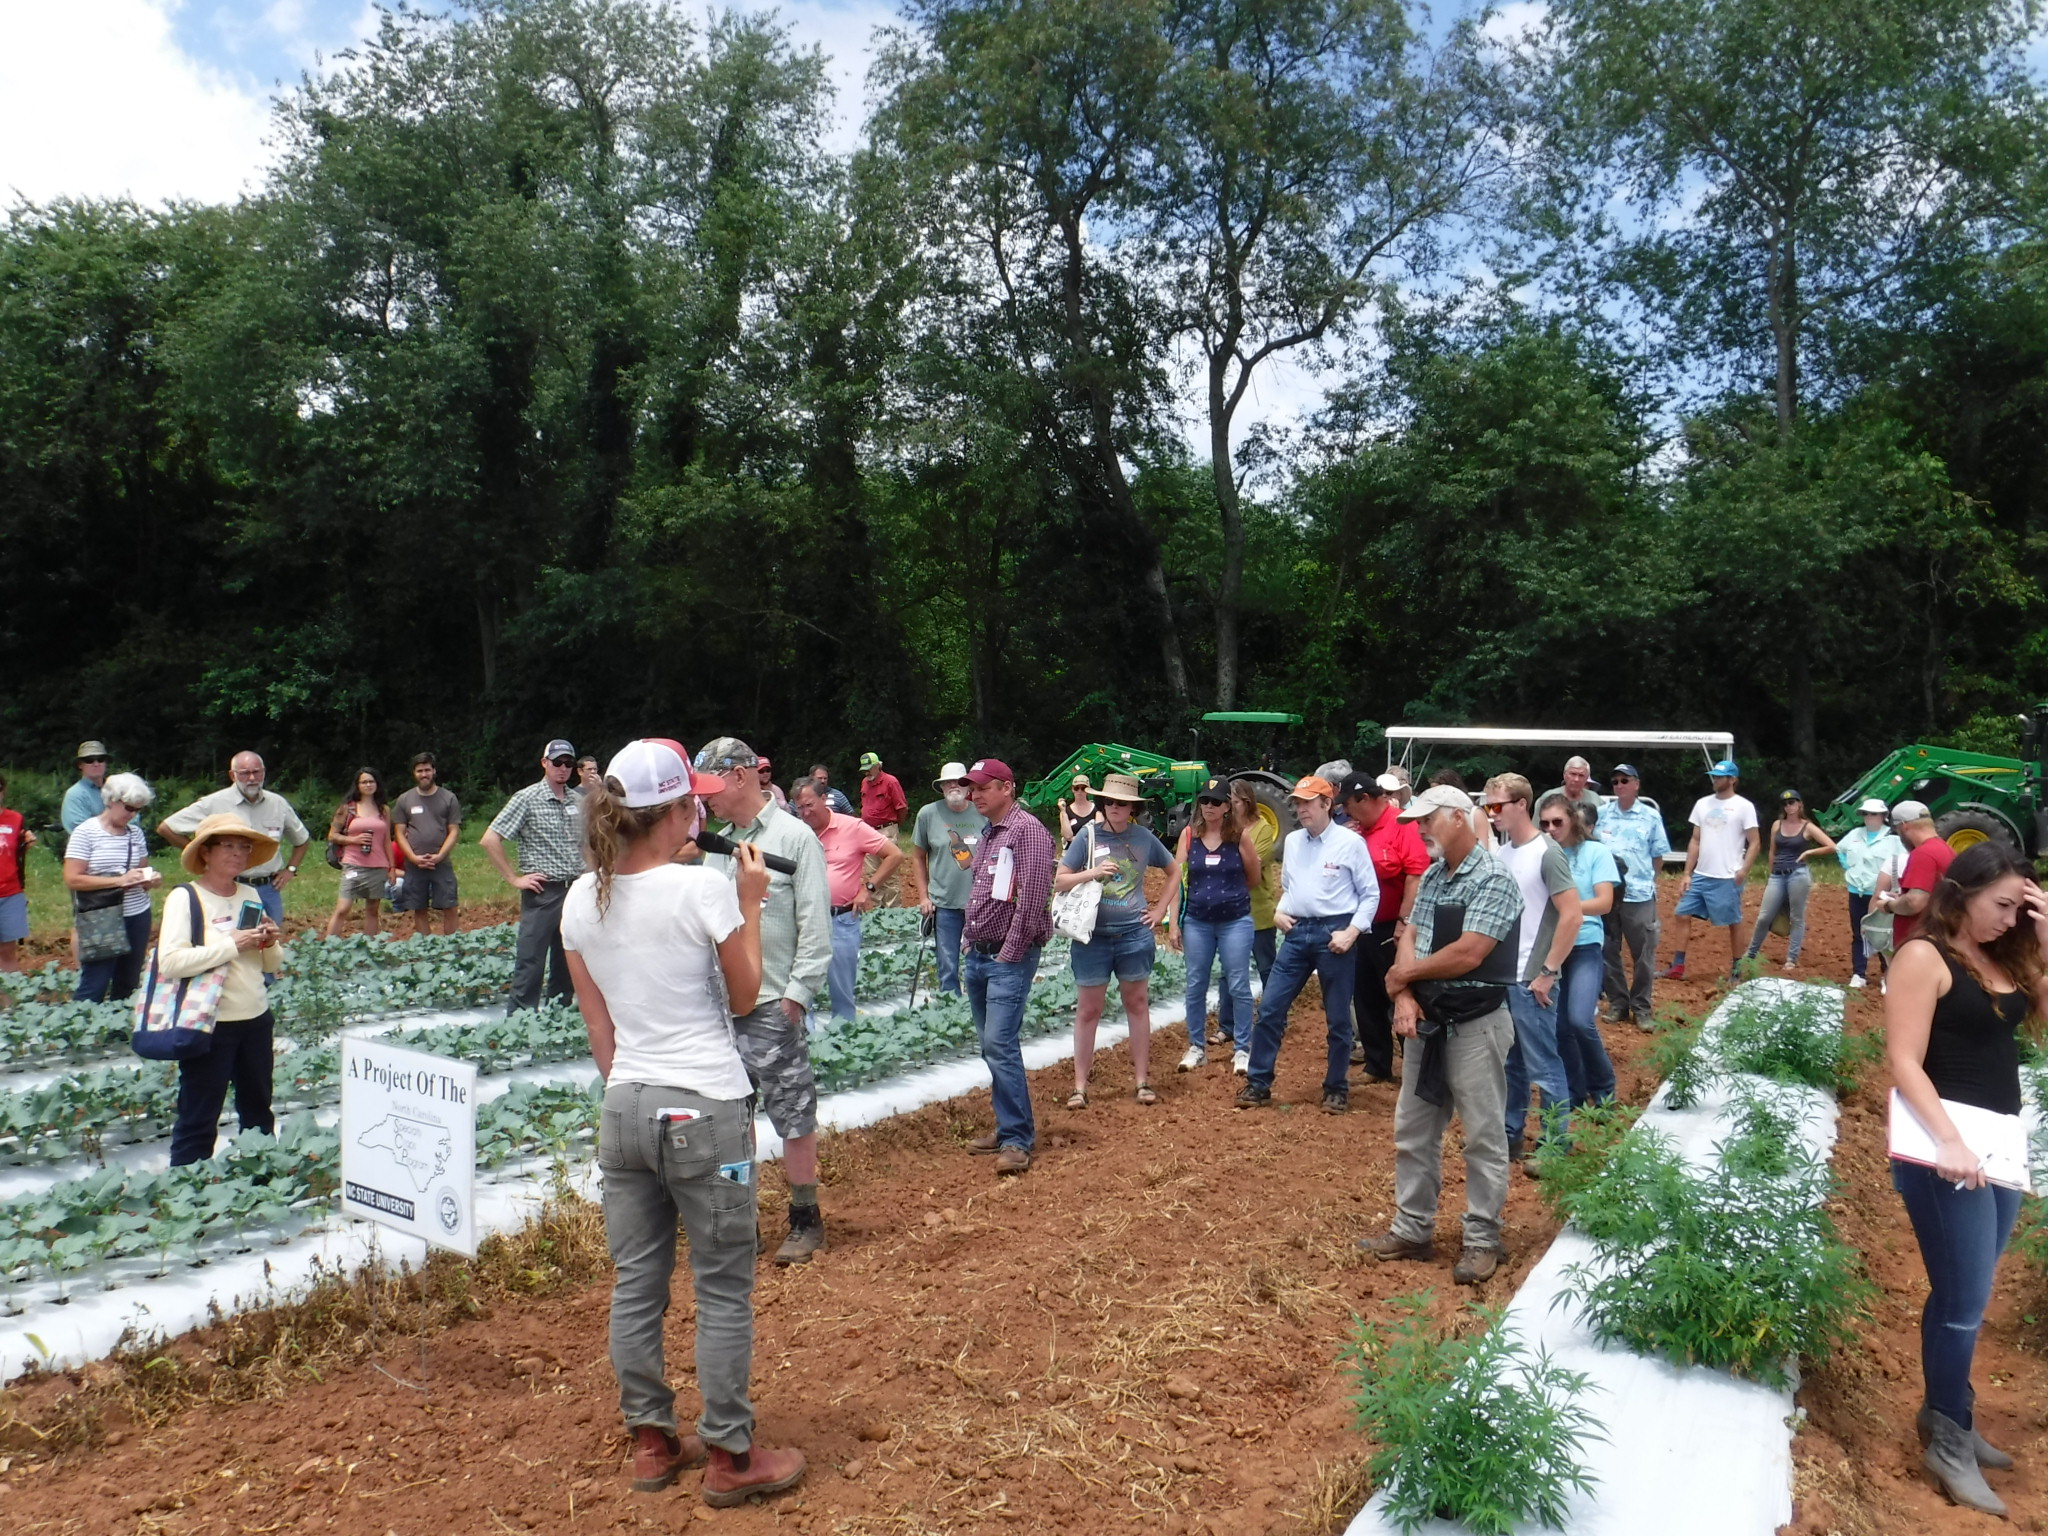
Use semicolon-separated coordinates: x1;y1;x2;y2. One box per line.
1788;622;1817;779
474;590;499;695
1211;378;1244;710
1770;228;1799;438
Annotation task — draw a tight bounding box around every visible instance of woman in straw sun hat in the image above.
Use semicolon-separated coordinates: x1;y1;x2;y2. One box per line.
157;814;284;1165
1053;772;1179;1107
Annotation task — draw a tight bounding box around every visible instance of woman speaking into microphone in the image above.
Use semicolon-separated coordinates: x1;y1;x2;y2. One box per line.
559;738;807;1509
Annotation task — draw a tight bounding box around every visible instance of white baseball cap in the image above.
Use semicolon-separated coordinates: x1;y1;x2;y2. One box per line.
1858;798;1890;815
1398;784;1476;821
934;761;970;788
1375;771;1404;793
605;739;724;808
1892;799;1932;825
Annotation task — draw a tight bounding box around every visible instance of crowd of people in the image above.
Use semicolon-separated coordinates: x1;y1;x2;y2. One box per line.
14;732;2035;1515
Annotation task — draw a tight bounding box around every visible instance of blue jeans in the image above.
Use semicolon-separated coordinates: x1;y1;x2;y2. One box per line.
1847;890;1874;979
75;909;153;1003
1247;917;1357;1096
827;910;861;1022
934;906;966;996
1746;866;1813;964
1557;944;1615;1106
254;882;284;925
1893;1158;2023;1426
1503;983;1571;1145
967;945;1040;1152
1183;913;1254;1054
1217;925;1276;1041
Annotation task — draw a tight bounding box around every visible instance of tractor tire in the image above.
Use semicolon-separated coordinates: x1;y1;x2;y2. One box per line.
1231;773;1299;843
1935;809;2019;855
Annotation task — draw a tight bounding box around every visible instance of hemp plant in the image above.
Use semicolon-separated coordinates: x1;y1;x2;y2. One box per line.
1342;1294;1600;1535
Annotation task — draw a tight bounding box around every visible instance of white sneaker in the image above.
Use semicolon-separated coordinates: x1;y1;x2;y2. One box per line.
1232;1049;1250;1076
1177;1046;1206;1072
1849;974;1867;989
1880;979;1888;995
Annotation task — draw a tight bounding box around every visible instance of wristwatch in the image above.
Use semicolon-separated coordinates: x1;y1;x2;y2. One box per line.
864;881;877;894
1538;963;1562;981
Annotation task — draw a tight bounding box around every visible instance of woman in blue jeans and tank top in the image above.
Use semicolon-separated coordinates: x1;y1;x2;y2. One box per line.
1885;840;2048;1517
1539;796;1618;1106
1743;789;1835;971
1167;778;1263;1074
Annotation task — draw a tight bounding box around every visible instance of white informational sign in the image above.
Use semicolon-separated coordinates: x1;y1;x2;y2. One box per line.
339;1038;477;1256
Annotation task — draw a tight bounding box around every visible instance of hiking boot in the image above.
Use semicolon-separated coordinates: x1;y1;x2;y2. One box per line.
774;1205;824;1266
1453;1246;1506;1285
967;1130;1000;1154
1177;1046;1206;1072
1656;961;1686;981
1232;1049;1250;1076
1321;1090;1348;1115
1361;1230;1434;1263
702;1444;807;1508
1233;1082;1271;1109
1922;1409;2006;1516
630;1426;707;1493
1507;1132;1525;1164
994;1145;1031;1175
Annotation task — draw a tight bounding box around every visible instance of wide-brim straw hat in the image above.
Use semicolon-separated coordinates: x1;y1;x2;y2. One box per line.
180;813;281;875
1097;772;1146;803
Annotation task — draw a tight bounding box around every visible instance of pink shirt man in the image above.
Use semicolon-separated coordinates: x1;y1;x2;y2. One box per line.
816;812;894;909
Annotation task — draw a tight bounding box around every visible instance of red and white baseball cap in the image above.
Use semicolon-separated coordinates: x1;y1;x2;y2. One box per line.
605;739;725;808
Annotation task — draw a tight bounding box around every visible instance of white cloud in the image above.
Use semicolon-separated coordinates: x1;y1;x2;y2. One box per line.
1481;0;1546;49
0;0;275;208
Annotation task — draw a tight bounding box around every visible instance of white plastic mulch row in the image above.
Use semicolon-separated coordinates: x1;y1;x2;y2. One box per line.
0;972;1210;1379
1347;978;1847;1536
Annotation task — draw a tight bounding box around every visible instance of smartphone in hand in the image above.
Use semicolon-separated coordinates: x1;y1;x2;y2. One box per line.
237;901;265;930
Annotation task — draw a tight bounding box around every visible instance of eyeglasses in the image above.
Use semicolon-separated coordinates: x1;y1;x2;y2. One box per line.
79;757;107;765
1538;817;1569;830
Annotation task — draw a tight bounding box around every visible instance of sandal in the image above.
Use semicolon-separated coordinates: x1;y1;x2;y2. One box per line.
1066;1089;1088;1110
1134;1083;1157;1106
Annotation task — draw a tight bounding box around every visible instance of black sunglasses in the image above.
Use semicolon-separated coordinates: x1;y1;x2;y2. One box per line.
1538;816;1570;829
549;756;575;767
79;756;108;765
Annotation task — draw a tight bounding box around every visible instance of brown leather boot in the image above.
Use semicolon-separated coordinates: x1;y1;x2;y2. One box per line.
701;1443;807;1507
630;1426;707;1492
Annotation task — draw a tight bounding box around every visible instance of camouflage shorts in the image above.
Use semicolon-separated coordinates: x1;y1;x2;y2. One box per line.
731;1001;818;1141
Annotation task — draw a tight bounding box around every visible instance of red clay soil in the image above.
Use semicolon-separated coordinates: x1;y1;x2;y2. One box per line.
0;882;2034;1534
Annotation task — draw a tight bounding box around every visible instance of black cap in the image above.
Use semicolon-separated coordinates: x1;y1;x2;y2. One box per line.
1335;770;1378;803
1780;787;1803;802
1195;776;1231;803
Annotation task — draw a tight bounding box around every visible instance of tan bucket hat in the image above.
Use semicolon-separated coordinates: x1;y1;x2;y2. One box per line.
179;812;281;875
1096;772;1146;803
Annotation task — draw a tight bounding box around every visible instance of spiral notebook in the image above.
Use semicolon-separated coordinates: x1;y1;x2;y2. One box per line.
1887;1088;2031;1191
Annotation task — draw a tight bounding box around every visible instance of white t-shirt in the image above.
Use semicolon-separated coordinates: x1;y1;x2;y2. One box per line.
1504;834;1569;976
560;865;750;1099
1689;793;1760;880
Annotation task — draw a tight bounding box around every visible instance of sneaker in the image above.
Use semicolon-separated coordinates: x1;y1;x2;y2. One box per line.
701;1444;807;1508
1452;1246;1506;1285
1321;1090;1348;1115
1656;961;1686;981
994;1145;1031;1175
630;1426;707;1492
967;1130;1000;1154
1232;1049;1250;1076
1360;1230;1434;1262
773;1206;824;1266
1849;974;1868;990
1177;1046;1206;1073
1349;1039;1365;1066
1233;1083;1271;1109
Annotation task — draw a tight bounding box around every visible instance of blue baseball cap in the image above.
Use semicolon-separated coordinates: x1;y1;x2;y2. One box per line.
1708;758;1740;778
1610;763;1641;781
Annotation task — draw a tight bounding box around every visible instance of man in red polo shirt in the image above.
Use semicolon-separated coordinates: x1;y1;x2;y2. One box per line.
794;782;904;1023
1337;771;1429;1083
1883;801;1954;949
858;753;908;905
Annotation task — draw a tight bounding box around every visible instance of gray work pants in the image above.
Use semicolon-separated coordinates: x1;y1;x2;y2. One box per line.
1390;1006;1514;1253
1601;898;1659;1020
598;1080;759;1450
510;879;572;1011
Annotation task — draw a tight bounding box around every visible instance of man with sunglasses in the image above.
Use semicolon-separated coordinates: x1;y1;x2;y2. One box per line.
62;742;112;834
482;738;586;1012
1597;765;1670;1027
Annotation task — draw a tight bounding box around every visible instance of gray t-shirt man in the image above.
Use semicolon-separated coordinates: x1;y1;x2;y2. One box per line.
912;800;988;910
393;786;462;861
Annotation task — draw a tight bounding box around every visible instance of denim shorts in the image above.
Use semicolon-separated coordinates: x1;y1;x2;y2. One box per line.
1675;873;1742;926
0;891;25;944
1071;922;1156;987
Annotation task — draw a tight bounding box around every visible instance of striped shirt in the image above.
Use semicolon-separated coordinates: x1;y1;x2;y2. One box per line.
65;817;152;916
488;781;587;882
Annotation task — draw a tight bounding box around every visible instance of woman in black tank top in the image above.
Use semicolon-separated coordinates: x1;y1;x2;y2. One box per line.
1884;841;2048;1516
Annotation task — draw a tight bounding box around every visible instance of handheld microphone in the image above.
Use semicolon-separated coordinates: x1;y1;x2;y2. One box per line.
695;829;799;875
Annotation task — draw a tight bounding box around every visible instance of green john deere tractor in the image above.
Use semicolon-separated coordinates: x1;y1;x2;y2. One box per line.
1021;711;1307;844
1819;706;2048;855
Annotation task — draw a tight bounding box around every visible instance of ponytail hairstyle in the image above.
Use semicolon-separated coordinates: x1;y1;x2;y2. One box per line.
1920;840;2047;1004
582;775;687;917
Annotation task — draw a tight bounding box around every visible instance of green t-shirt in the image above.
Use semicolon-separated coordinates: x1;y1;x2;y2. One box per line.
913;800;988;909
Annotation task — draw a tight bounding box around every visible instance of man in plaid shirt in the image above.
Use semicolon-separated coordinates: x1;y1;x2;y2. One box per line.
1364;784;1524;1286
961;758;1054;1176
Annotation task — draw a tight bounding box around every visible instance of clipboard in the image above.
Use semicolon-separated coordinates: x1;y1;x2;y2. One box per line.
1888;1088;2030;1190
